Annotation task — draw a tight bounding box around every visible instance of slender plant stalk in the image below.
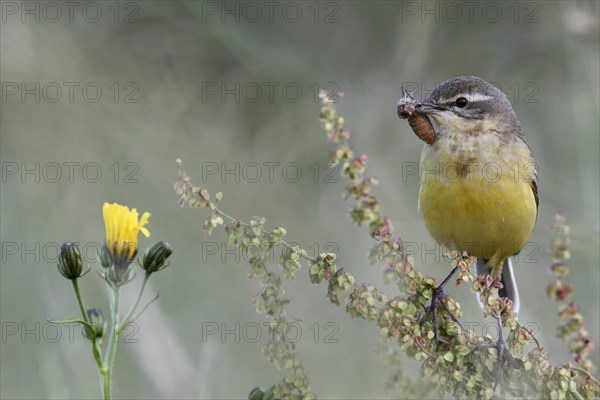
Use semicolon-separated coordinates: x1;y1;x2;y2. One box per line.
215;207;316;263
72;279;106;391
178;173;317;263
71;279;88;323
567;366;600;388
103;285;121;400
120;272;150;333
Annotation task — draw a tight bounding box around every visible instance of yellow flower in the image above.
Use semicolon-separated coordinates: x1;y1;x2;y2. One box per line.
102;202;150;269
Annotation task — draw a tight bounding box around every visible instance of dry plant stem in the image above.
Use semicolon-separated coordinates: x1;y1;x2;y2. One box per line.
180;164;596;398
174;92;599;398
567;366;600;388
547;213;598;395
519;323;541;349
179;178;317;264
176;173;314;398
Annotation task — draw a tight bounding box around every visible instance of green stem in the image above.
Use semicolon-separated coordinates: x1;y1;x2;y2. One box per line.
102;285;121;400
71;279;88;323
72;279;106;389
119;272;150;333
103;375;109;400
127;292;159;324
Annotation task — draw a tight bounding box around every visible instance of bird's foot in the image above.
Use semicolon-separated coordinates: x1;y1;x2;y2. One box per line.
470;314;516;390
419;267;463;343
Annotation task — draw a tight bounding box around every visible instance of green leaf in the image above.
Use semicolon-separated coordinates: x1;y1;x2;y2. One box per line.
443;351;454;362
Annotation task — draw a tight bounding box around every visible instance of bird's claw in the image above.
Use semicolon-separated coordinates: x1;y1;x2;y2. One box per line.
419;284;463;343
470;314;516;390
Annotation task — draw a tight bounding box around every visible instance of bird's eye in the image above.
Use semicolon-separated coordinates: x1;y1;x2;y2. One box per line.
455;97;468;108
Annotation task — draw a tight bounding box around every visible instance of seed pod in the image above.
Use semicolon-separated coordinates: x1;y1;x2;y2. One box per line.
396;87;436;145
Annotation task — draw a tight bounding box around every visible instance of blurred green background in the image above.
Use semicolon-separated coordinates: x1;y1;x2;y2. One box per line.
1;1;599;398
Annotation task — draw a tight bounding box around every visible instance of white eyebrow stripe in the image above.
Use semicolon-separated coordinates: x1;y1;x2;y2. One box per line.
444;93;495;103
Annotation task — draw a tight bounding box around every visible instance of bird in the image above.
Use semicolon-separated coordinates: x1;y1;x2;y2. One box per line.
397;76;538;386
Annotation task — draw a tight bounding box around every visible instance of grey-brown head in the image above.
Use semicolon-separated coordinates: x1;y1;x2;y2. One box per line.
415;76;523;135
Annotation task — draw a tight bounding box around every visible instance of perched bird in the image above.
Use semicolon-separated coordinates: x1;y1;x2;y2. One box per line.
397;76;538;386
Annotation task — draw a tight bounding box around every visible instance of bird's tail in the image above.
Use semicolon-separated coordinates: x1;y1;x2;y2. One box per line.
474;257;520;313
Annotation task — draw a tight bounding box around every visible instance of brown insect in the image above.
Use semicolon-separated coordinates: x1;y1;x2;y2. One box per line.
397;87;436;145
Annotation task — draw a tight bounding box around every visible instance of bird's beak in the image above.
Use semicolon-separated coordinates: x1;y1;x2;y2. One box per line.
414;98;445;114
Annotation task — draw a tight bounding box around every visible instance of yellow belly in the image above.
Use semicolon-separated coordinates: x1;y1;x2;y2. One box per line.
418;136;537;264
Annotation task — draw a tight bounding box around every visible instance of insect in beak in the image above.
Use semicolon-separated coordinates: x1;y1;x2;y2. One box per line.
397;87;437;145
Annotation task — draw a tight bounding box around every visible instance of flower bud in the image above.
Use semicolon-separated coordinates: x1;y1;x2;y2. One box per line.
141;241;172;274
83;308;105;341
57;243;83;280
247;386;275;400
248;387;265;400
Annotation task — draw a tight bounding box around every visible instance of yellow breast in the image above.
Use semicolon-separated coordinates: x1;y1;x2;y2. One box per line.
418;131;537;263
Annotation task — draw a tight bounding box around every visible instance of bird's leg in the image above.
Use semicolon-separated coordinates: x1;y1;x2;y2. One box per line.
419;267;463;343
471;313;515;390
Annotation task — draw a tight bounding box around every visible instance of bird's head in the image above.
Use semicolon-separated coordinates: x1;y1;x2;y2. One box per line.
413;76;522;135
